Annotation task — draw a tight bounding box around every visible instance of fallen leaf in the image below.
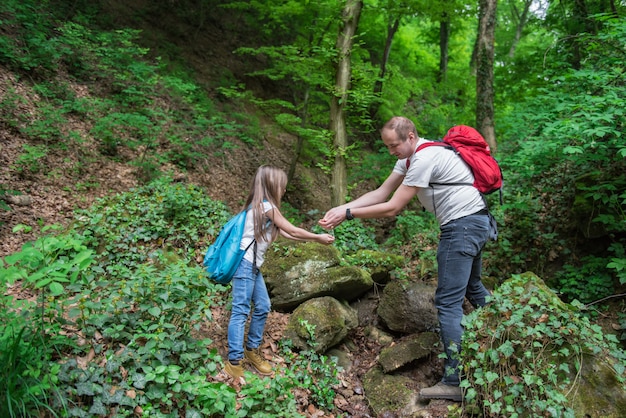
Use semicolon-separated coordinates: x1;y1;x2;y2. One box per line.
76;347;96;370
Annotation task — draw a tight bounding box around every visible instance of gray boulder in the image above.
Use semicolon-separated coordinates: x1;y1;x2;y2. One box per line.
285;296;358;353
378;332;440;373
377;279;438;333
264;241;374;311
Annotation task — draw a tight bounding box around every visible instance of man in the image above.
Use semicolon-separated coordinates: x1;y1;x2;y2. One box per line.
319;116;492;401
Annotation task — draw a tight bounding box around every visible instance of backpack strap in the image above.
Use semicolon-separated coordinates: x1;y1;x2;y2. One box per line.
241;239;258;274
415;142;474;188
252;241;258;273
244;239;255;252
414;141;486;216
414;135;503;206
243;205;259;272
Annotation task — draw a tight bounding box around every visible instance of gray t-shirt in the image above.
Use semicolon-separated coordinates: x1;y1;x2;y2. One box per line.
240;200;274;267
393;139;486;226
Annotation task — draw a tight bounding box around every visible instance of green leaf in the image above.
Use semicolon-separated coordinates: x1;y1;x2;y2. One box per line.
499;340;515;357
148;306;161;317
485;371;499;383
12;224;33;233
3;253;23;265
72;250;94;268
172;300;186;309
50;281;64;296
133;373;147;389
34;277;54;288
0;266;28;283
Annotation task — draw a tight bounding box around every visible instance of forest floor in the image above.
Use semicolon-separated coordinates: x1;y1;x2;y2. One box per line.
3;2;624;411
0;114;453;418
0;2;488;416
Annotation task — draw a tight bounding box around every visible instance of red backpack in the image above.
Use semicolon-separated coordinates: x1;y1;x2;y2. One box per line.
415;125;503;201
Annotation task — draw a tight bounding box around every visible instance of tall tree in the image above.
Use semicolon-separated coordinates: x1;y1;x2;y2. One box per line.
365;0;435;120
224;0;340;184
475;0;498;152
438;11;451;82
506;0;534;58
330;0;363;207
361;0;407;126
371;15;400;116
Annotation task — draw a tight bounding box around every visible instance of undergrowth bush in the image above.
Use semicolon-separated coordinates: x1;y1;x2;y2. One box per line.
57;257;232;417
13;144;49;176
279;320;342;411
0;226;96;417
73;177;231;275
384;210;440;277
495;15;626;293
0;0;267;183
0;187;9;213
0;178;343;417
553;255;615;304
0;324;65;418
461;273;626;417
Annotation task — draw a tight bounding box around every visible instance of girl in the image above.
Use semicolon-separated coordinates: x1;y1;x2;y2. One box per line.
225;165;335;379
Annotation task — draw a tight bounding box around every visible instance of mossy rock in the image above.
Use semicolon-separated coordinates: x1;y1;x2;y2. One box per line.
351;249;405;284
362;366;417;416
285;296;358;353
461;272;626;417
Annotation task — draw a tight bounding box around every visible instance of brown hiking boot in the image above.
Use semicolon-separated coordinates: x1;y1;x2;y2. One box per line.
244;347;272;375
224;361;244;380
419;382;463;402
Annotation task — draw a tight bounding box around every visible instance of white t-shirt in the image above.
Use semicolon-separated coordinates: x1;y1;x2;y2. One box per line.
393;139;486;226
240;201;274;267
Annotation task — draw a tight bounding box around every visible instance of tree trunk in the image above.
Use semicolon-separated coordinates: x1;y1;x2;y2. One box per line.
438;12;450;83
507;0;532;58
373;17;400;98
368;16;399;133
330;0;363;207
570;0;590;70
288;88;309;184
475;0;497;153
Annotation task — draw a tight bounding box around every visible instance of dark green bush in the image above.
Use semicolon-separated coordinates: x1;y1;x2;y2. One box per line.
461;273;626;416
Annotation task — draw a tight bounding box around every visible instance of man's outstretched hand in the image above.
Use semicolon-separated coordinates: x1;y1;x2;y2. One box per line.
319;207;345;229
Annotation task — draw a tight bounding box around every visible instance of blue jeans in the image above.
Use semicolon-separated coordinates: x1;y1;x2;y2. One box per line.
227;259;271;362
436;213;491;386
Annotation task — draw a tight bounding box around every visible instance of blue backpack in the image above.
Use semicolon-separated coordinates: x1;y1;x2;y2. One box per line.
203;210;255;284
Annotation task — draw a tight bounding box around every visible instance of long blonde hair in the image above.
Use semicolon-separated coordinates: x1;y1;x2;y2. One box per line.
242;165;286;243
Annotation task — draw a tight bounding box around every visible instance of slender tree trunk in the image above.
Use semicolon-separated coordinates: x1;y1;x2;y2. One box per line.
288;88;309;184
570;0;590;70
373;17;400;97
288;28;329;183
476;0;498;153
368;16;399;143
507;0;532;58
438;12;450;83
330;0;362;207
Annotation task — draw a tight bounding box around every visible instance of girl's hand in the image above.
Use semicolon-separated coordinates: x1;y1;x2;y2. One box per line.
318;233;335;245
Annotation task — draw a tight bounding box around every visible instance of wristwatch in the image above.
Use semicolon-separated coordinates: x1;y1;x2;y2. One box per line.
346;208;354;220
